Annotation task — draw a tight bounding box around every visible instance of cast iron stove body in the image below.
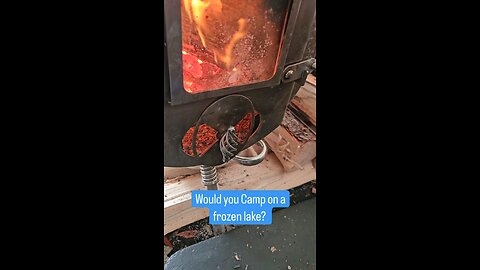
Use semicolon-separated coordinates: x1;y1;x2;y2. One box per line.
164;0;316;167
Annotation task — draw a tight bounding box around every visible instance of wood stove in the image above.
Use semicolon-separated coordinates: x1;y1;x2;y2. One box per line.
164;0;316;167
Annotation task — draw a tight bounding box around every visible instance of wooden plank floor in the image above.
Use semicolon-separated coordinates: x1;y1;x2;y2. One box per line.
164;152;316;235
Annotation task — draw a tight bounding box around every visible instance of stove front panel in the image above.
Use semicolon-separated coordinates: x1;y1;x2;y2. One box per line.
164;0;316;167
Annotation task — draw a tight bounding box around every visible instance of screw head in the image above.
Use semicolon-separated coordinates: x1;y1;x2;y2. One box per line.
284;70;294;79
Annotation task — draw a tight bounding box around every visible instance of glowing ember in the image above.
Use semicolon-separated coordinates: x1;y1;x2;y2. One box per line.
182;50;222;93
234;112;253;143
181;124;219;157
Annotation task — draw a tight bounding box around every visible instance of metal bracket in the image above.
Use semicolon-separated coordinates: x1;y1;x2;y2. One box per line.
233;140;268;166
281;58;316;84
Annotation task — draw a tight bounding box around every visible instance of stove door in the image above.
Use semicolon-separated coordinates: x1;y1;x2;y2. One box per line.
165;0;295;105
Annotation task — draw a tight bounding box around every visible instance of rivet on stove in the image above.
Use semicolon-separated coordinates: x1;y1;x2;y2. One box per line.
284;70;294;79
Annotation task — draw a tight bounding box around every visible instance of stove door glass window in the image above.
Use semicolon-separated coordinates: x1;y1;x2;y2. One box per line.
181;0;290;94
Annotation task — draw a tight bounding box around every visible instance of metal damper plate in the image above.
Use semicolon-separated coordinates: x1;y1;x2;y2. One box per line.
181;95;255;166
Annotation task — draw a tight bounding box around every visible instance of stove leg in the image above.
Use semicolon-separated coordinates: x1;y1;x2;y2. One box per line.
200;165;226;235
200;165;219;189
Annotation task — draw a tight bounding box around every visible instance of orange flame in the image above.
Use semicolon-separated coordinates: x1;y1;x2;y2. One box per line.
183;0;247;70
212;18;247;70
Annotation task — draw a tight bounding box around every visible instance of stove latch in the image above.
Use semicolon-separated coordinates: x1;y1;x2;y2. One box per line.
281;58;316;84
